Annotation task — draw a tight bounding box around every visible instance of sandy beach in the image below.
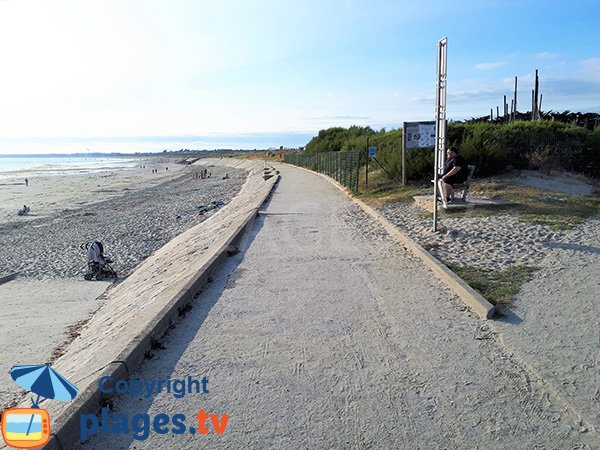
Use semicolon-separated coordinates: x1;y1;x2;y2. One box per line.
0;158;247;408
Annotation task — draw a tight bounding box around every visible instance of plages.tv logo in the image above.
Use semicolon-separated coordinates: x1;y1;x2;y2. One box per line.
1;364;78;449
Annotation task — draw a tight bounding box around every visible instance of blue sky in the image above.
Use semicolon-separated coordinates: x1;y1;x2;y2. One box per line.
0;0;598;154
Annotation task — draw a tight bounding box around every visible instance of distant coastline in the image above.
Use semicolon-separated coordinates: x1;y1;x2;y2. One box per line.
0;148;292;159
0;131;313;156
0;155;139;178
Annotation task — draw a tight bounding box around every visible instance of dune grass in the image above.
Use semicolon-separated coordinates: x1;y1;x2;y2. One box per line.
446;264;539;305
357;170;429;206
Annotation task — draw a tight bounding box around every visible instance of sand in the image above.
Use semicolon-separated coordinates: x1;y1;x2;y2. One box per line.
507;169;597;195
0;158;247;408
376;170;600;434
377;171;598;272
0;158;186;226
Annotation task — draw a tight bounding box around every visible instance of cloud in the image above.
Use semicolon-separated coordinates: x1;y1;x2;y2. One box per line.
580;57;600;82
311;115;371;122
410;94;435;102
412;87;507;104
536;51;559;60
474;61;507;70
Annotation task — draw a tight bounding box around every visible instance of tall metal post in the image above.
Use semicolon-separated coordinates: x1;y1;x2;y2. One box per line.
365;136;369;191
401;127;406;186
433;37;447;232
514;76;518;119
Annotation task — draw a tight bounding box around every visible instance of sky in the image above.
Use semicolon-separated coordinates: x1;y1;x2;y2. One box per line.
0;0;598;154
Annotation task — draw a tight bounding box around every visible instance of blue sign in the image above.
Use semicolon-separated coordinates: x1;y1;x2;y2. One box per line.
368;147;377;157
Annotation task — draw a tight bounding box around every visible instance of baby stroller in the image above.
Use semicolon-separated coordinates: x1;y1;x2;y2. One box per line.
17;205;31;216
81;241;118;280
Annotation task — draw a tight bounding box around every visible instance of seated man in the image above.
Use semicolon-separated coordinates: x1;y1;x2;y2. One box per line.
440;146;468;201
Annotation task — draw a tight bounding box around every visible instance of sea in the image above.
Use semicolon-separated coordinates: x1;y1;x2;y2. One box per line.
0;155;139;180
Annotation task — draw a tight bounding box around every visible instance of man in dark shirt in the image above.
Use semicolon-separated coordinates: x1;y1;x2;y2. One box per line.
440;146;468;201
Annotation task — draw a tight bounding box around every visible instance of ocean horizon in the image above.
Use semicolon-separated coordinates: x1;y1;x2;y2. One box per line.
0;155;140;179
0;132;314;156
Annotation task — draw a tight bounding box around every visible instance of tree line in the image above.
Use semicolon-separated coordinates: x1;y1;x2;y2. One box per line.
304;115;600;181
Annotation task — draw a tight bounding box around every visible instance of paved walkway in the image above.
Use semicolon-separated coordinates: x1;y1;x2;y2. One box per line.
78;164;597;449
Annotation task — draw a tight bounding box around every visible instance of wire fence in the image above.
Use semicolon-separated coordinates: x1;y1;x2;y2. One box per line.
284;150;361;192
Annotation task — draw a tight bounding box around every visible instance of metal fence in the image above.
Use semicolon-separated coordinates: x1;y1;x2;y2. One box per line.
284;150;361;192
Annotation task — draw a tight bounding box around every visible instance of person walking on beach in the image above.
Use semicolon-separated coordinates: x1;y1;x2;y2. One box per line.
25;178;28;187
440;146;468;202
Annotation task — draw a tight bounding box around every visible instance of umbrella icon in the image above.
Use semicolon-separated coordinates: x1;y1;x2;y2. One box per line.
9;364;78;436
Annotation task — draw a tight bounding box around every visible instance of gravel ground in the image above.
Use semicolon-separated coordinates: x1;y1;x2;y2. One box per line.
0;166;246;280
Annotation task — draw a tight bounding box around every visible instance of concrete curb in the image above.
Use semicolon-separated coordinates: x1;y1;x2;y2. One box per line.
0;272;18;286
283;163;495;320
33;161;279;450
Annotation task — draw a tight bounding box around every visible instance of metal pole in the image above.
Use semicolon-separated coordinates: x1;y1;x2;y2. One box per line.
401;126;406;186
433;37;447;232
534;69;539;120
514;76;518;118
365;136;369;191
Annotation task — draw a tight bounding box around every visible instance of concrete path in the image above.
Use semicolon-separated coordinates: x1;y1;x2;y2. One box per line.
77;164;597;449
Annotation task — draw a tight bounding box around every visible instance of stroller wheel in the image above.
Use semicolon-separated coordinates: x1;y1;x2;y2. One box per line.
95;272;105;281
84;273;93;281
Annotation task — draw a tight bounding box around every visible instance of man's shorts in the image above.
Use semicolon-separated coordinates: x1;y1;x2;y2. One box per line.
444;174;468;186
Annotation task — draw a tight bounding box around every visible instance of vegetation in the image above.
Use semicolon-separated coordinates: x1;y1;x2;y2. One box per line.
466;110;600;130
357;168;429;205
446;264;539;305
304;118;600;182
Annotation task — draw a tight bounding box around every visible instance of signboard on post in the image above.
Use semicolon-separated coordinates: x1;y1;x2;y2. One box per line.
401;121;435;186
404;121;435;149
368;147;377;157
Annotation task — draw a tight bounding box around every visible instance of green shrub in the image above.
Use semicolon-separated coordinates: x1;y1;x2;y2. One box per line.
302;121;600;181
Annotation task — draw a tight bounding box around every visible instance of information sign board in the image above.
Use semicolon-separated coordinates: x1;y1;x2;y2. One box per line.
404;121;436;149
